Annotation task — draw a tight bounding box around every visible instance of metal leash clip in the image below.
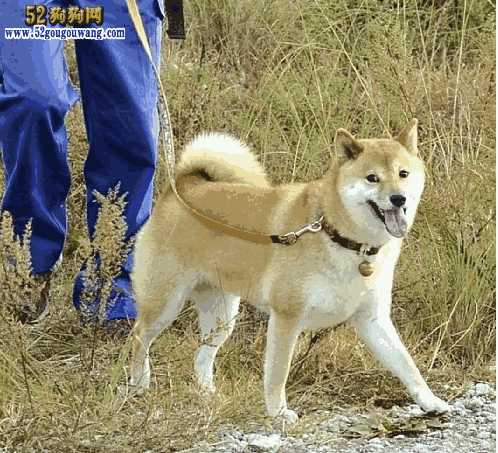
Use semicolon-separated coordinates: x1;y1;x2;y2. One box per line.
277;216;324;246
358;243;371;256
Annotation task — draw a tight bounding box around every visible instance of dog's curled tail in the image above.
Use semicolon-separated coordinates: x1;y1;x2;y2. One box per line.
175;132;269;187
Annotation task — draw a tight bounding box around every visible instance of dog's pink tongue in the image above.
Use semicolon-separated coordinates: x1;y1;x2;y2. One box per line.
384;208;408;238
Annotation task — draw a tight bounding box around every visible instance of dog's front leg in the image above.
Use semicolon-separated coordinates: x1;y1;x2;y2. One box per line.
350;310;450;413
264;311;301;423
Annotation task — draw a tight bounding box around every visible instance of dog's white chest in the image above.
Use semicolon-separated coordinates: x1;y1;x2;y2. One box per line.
301;246;381;330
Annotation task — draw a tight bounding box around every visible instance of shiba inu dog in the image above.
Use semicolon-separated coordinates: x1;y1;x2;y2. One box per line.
129;119;450;422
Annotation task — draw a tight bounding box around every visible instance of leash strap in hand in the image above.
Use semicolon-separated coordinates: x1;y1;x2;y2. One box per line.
165;0;186;39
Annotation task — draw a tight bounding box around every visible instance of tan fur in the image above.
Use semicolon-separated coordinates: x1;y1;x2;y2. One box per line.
129;126;450;422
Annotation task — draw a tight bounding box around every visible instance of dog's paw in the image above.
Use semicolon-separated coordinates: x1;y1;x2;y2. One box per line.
127;377;150;396
198;383;216;397
116;383;146;398
416;392;451;414
130;385;147;396
277;408;299;424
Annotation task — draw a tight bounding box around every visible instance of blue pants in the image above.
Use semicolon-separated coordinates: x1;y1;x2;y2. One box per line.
0;0;164;320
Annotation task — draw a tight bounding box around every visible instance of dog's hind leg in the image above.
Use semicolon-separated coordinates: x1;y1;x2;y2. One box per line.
129;276;195;392
192;287;240;394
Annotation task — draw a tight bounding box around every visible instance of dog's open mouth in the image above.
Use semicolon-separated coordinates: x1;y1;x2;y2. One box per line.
367;200;408;238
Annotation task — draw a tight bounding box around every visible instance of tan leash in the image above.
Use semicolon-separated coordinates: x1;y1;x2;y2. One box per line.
125;0;323;245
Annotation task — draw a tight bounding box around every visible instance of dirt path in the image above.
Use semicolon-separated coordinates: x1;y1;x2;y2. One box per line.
187;382;495;453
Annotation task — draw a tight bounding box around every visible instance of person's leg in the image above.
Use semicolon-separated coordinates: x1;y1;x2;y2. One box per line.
72;0;164;320
0;0;77;275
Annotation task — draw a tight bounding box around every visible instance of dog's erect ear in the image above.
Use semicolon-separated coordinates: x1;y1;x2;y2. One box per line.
335;129;364;160
397;118;418;155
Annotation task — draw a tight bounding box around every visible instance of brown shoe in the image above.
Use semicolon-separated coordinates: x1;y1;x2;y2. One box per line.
17;272;51;324
103;318;135;339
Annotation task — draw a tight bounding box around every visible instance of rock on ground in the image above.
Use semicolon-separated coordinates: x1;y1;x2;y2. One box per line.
189;382;496;453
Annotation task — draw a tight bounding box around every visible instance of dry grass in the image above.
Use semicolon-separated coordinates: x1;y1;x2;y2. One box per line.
0;1;495;451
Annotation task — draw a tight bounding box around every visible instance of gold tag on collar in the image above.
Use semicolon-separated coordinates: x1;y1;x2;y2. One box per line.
358;261;374;277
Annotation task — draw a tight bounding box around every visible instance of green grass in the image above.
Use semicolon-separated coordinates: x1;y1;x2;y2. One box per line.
0;1;495;450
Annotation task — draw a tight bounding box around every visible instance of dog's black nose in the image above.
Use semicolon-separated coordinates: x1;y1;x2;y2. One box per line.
390;194;406;207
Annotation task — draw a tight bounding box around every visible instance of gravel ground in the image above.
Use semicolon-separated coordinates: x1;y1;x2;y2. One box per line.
188;382;496;453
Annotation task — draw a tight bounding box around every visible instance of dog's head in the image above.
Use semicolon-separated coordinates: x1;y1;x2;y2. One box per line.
334;119;425;243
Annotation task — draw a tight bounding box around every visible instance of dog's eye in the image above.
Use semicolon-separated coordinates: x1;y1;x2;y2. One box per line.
366;174;379;183
399;170;409;178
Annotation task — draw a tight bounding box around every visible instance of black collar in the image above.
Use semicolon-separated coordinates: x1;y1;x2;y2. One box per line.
322;220;380;256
